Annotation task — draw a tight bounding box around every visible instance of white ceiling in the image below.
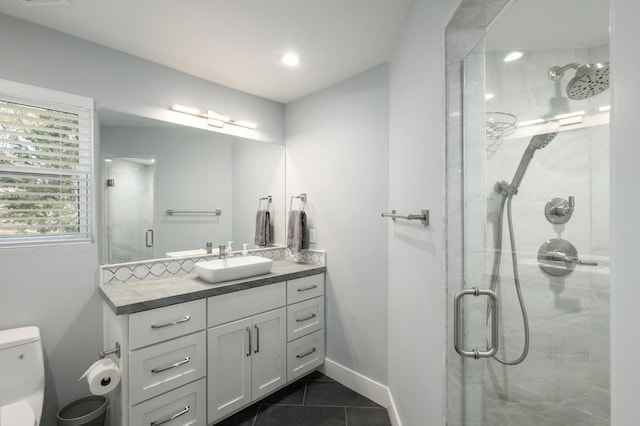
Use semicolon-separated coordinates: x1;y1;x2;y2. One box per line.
0;0;414;104
486;0;609;50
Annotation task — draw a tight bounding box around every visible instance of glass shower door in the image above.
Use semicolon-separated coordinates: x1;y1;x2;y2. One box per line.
104;157;155;263
446;0;610;424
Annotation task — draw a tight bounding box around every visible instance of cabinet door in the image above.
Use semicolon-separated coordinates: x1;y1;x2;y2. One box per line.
251;307;287;401
207;318;252;424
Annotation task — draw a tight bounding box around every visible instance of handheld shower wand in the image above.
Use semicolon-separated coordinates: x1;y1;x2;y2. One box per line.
495;132;558;196
488;131;558;366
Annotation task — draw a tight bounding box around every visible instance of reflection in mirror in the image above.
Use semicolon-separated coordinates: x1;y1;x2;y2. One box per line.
104;157;155;263
99;110;285;264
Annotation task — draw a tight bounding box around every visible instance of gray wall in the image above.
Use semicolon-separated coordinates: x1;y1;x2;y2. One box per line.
387;0;454;424
232;139;286;249
0;13;283;425
610;0;640;423
285;65;389;385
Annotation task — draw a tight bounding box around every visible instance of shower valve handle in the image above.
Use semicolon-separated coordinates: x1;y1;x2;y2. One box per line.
545;196;575;224
538;239;598;277
550;250;597;266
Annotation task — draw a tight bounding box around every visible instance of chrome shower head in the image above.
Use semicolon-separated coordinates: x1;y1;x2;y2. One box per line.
548;62;610;100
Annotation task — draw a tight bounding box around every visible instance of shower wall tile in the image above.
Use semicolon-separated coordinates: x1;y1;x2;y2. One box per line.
590;385;611;422
481;44;610;426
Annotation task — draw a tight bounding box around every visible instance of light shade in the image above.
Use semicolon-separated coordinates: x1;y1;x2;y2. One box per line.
171;104;200;115
169;105;257;129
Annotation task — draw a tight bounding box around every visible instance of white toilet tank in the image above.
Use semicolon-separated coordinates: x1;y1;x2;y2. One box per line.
0;326;45;425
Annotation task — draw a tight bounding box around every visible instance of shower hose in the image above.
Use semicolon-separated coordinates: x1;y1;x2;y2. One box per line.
486;193;530;365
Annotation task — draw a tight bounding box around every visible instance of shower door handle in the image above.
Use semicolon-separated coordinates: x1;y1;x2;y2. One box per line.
453;287;499;359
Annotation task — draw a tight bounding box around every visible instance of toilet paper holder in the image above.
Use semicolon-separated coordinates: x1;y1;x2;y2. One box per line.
98;342;121;359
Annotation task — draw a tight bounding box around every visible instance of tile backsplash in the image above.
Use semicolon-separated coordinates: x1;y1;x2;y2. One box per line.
101;246;325;285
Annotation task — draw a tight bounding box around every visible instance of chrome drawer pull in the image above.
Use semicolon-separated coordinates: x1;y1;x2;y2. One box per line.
151;315;191;329
296;347;317;359
151;356;191;374
297;285;318;292
296;313;317;323
150;405;190;426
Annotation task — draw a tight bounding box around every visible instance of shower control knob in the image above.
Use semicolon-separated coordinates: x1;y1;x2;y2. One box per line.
544;196;574;224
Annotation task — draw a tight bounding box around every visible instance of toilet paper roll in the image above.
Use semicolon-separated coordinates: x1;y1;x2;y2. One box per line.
79;358;121;395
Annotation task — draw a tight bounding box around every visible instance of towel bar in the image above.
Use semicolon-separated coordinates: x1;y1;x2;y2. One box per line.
382;209;429;225
258;196;272;210
165;209;222;216
289;193;307;211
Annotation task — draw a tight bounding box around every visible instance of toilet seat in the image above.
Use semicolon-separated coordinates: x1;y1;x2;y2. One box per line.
0;400;36;426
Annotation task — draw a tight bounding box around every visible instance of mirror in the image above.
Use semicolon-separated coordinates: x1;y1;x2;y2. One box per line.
99;109;285;264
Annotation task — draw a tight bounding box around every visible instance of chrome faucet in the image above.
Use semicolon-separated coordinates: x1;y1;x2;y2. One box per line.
219;244;227;258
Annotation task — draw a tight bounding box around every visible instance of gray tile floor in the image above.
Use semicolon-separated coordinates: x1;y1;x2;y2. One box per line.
215;371;392;426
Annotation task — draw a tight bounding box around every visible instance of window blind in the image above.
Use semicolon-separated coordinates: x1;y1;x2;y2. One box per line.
0;93;93;244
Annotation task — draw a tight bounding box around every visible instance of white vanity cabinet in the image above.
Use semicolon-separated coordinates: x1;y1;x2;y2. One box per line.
285;274;326;381
102;270;325;426
207;307;287;423
102;298;208;426
207;282;287;423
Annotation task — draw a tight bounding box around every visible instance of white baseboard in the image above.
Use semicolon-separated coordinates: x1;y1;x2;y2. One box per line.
319;358;402;426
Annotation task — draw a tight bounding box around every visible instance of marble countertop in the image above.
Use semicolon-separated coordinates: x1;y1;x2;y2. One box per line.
99;260;326;315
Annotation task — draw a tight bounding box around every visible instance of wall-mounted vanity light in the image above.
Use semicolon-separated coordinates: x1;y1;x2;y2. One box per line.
170;105;257;129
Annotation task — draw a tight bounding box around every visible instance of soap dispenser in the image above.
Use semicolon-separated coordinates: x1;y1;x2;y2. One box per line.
242;244;249;256
227;241;234;252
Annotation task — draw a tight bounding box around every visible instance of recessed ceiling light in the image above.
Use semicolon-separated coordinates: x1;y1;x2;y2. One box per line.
504;51;523;62
282;53;300;67
485;93;495;100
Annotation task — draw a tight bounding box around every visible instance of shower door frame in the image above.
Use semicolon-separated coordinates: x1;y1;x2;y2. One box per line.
445;2;510;423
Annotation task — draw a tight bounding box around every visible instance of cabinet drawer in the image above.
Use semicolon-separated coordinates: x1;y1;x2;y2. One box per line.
287;274;324;304
287;296;324;342
129;299;206;350
129;331;206;405
208;282;286;327
129;378;206;426
287;329;325;382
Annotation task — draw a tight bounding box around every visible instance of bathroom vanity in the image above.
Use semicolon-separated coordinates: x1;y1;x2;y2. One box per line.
100;259;326;426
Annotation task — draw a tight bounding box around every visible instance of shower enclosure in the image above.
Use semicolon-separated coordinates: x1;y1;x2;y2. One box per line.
446;0;610;424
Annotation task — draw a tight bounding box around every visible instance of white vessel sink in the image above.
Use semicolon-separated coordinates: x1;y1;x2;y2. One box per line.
194;256;273;284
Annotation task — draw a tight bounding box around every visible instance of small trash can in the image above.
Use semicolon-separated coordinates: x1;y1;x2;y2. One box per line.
57;395;107;426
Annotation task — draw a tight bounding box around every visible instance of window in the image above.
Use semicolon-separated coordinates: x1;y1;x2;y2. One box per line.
0;81;94;245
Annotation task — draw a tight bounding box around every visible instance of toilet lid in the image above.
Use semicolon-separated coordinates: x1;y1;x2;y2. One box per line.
0;401;36;426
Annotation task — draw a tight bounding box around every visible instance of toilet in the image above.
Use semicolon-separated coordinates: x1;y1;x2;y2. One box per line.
0;326;45;426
